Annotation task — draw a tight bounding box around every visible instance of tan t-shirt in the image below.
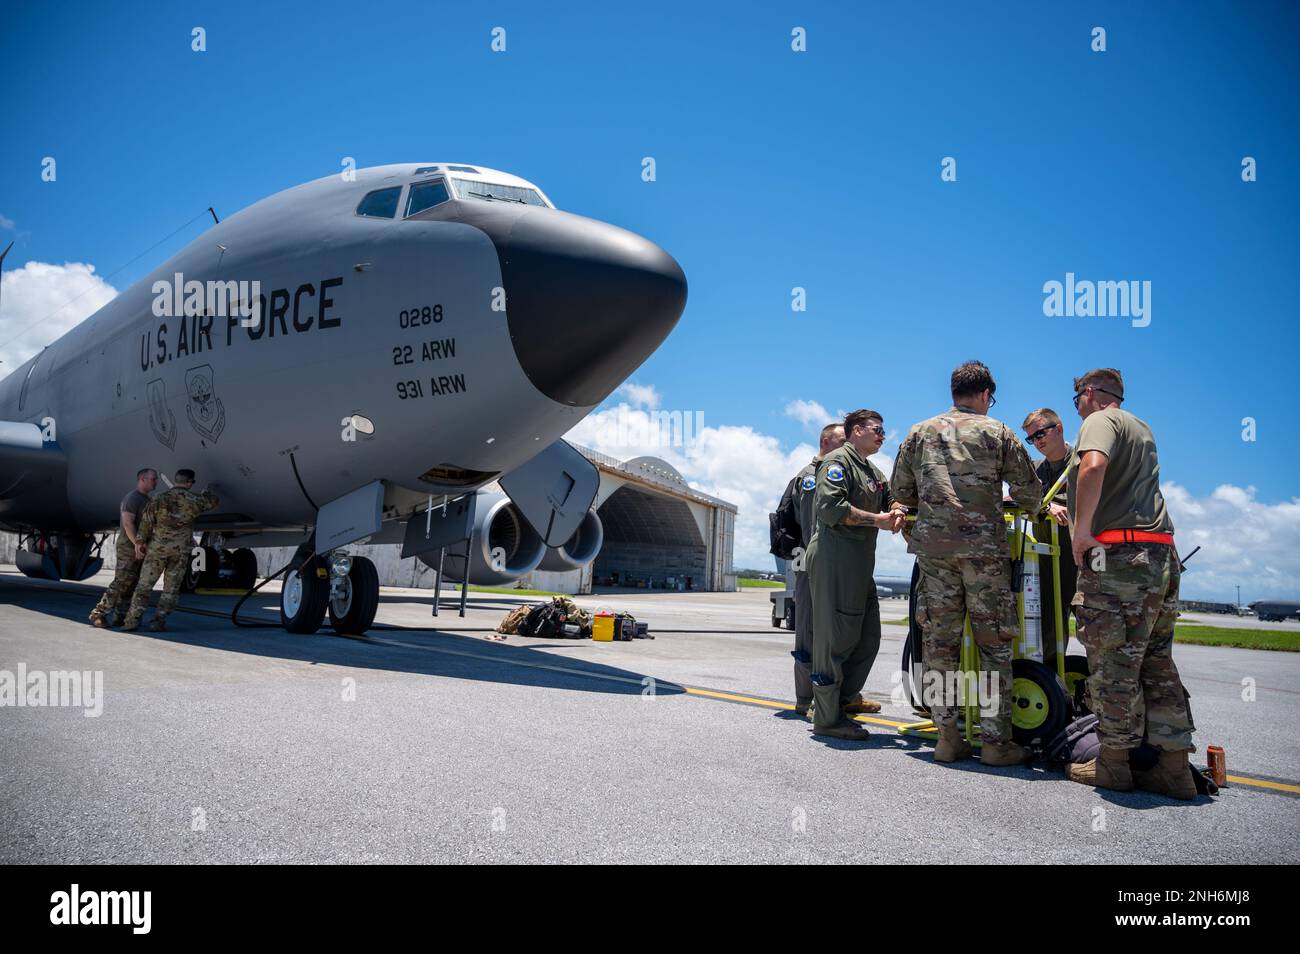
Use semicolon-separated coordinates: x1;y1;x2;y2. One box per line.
1068;407;1173;535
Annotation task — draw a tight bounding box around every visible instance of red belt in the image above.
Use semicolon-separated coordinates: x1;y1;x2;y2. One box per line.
1095;529;1174;545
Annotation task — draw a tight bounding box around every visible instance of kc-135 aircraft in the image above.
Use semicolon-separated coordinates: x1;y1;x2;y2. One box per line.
0;163;687;635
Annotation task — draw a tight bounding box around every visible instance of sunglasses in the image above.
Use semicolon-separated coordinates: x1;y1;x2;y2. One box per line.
1072;386;1122;410
1026;423;1059;443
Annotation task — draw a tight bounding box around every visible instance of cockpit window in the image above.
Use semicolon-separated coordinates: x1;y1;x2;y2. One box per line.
406;179;451;216
356;187;402;218
450;178;547;207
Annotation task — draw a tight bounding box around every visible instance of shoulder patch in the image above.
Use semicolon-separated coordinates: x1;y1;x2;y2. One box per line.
800;475;816;492
825;463;845;483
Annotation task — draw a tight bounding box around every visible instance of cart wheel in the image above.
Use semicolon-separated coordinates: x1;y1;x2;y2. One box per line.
1064;654;1090;715
1011;658;1071;746
901;561;927;714
900;636;928;714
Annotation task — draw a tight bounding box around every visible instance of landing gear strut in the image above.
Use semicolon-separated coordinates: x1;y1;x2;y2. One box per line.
278;551;379;636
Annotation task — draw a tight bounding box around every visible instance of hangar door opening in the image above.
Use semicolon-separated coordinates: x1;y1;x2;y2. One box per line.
592;485;705;590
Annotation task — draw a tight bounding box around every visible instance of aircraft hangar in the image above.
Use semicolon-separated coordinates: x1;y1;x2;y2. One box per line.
529;445;738;594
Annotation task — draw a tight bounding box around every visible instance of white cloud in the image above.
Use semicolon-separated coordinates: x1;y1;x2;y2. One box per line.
784;398;832;431
0;214;15;231
0;261;117;371
568;403;813;570
1162;482;1300;603
568;401;914;574
570;393;1300;600
615;382;660;409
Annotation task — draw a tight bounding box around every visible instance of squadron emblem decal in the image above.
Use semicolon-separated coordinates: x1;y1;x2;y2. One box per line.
184;363;227;443
800;475;816;492
825;463;845;483
146;378;177;450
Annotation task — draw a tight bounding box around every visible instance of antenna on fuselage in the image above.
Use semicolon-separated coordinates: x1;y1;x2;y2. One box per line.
0;240;13;308
0;240;12;362
208;207;220;225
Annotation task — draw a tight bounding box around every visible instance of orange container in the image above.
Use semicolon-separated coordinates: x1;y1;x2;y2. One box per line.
1207;745;1226;786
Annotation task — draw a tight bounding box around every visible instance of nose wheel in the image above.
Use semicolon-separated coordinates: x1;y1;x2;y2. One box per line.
281;556;329;633
327;556;380;636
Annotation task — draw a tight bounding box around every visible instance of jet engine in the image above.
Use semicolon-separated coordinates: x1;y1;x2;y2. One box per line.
417;492;547;586
536;508;603;571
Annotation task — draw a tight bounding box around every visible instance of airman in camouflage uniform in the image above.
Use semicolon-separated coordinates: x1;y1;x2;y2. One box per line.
891;361;1041;766
89;467;158;627
786;421;845;715
121;469;219;632
1066;368;1195;800
806;410;906;741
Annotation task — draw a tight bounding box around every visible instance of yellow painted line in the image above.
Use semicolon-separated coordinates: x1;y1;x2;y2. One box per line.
684;687;794;707
1225;774;1300;795
853;713;911;729
680;686;910;728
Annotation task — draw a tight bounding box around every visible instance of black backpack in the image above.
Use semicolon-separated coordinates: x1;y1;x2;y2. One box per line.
1042;713;1103;766
518;602;564;637
1042;713;1162;771
769;476;803;560
1041;713;1218;796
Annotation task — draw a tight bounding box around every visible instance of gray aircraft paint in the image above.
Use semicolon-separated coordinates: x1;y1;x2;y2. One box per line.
0;164;687;543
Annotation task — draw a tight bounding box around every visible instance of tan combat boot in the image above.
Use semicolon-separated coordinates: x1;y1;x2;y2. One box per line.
934;724;972;763
1134;749;1197;801
843;694;882;714
980;741;1028;767
1068;745;1135;791
812;719;871;742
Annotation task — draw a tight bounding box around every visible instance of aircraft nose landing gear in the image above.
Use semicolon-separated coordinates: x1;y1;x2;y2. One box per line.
280;555;329;634
326;553;379;636
277;550;380;635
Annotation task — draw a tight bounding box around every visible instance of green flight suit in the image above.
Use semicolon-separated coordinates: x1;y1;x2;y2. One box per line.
804;442;892;729
786;456;820;707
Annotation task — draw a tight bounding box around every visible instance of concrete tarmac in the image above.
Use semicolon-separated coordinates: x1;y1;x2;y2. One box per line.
2;568;1297;864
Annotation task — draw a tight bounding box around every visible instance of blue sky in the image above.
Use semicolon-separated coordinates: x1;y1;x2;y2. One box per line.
2;1;1298;599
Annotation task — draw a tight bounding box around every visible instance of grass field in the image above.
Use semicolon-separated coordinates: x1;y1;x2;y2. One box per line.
465;585;562;597
886;614;1300;652
738;578;784;589
1173;625;1300;652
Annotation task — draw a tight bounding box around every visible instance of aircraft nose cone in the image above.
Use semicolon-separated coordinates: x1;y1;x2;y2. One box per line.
472;206;687;407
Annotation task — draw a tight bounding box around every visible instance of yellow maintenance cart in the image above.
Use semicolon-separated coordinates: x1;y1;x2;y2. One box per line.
898;471;1090;749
